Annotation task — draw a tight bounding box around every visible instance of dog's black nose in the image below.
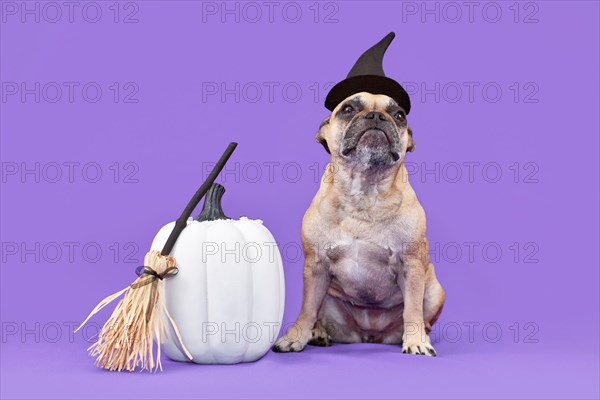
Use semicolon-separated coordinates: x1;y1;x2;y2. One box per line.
364;111;386;121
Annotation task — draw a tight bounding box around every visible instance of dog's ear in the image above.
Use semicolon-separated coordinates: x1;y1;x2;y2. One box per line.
316;116;331;154
407;126;416;152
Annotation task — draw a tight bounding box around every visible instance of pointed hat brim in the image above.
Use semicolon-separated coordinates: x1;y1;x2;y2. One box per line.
324;75;411;113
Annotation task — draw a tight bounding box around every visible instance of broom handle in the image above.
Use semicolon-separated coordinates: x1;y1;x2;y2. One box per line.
160;142;238;256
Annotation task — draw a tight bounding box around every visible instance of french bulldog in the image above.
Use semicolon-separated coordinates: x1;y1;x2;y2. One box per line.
273;92;445;356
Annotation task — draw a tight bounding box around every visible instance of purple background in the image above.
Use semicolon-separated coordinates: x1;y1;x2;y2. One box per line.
1;1;599;399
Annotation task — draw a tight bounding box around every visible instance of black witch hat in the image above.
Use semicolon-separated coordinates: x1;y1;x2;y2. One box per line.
324;32;411;114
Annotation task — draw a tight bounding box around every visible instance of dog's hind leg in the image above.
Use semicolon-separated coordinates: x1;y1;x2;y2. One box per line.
314;294;364;343
307;320;333;347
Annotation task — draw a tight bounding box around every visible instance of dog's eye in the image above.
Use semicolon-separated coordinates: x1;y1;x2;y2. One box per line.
394;112;406;121
342;104;355;113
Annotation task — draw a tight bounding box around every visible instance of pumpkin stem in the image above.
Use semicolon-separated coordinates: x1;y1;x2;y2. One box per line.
196;183;229;222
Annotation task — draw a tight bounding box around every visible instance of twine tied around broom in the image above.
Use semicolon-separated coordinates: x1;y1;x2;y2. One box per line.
76;142;238;372
132;259;178;323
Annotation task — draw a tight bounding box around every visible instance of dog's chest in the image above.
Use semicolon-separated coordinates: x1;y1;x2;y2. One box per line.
327;239;403;307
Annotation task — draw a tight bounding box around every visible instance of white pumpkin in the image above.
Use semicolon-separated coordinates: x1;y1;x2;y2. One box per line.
149;184;285;364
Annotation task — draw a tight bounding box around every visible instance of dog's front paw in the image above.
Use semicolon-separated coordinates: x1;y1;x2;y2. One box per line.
272;336;308;353
272;323;313;353
402;333;437;356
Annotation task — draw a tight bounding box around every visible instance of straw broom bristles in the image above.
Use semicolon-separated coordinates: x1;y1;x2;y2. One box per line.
76;250;192;372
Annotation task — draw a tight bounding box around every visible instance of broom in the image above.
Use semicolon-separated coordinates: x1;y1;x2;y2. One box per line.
76;142;238;372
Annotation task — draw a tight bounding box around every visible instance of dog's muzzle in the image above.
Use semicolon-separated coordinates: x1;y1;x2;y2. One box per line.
340;112;401;162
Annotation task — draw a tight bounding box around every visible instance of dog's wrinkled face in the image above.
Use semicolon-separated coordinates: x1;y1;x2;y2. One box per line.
317;92;415;169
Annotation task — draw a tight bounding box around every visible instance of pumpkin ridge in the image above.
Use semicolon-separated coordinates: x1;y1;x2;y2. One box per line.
233;221;255;362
